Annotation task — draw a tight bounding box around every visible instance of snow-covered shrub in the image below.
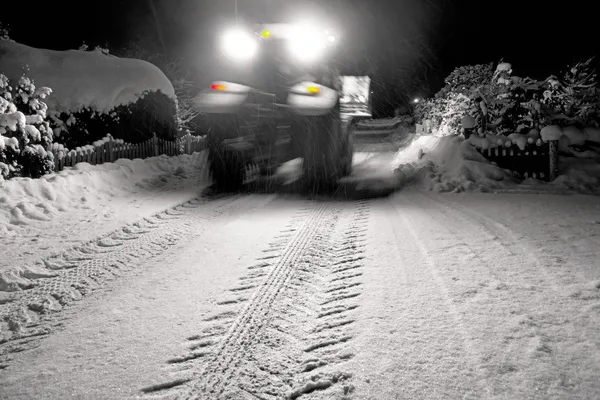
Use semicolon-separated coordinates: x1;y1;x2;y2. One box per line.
116;41;201;132
438;92;473;133
414;63;495;134
479;66;542;135
0;73;54;180
413;97;446;132
435;63;495;100
49;90;178;148
0;39;178;150
540;58;600;127
419;58;600;141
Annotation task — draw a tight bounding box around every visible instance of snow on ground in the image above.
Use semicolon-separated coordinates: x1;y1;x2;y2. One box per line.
0;151;209;292
350;191;600;399
0;39;175;114
391;133;600;194
0;126;598;398
1;191;599;399
392;134;517;192
2;129;598;293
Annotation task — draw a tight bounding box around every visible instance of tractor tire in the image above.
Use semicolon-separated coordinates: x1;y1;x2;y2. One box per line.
339;121;355;177
293;102;345;192
207;117;245;191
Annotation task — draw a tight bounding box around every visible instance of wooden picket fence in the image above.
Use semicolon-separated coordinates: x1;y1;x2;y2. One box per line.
475;140;559;181
51;133;207;172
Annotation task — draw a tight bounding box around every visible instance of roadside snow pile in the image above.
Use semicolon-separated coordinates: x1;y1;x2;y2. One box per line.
0;151;208;291
533;125;600;193
550;156;600;193
0;39;175;114
392;134;516;192
0;152;205;236
393;132;600;194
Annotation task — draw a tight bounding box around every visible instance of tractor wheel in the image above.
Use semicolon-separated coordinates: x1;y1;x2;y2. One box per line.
293;103;344;192
207;117;245;191
339;121;355;177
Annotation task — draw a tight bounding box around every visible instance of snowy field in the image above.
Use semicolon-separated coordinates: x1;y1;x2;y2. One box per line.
1;135;599;399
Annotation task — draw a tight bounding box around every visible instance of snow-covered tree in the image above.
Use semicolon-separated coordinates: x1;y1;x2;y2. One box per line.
0;73;54;180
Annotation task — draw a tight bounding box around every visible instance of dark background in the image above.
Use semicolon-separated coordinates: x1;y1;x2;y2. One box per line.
1;0;598;117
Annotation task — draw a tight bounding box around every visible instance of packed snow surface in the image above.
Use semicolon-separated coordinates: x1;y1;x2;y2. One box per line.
0;190;598;400
0;39;175;113
0;151;209;291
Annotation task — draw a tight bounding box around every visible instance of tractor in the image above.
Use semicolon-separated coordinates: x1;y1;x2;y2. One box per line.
193;21;371;191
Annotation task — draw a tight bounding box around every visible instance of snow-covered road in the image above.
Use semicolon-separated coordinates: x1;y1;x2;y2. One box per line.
1;187;599;400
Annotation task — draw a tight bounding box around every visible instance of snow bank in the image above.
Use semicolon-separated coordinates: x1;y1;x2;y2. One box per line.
392;133;600;195
0;40;175;114
551;157;600;193
392;134;516;193
0;151;209;291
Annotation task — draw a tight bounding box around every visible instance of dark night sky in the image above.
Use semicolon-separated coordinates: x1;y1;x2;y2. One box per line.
1;0;598;116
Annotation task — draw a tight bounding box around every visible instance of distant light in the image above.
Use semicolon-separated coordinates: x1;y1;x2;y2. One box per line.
327;35;336;42
413;98;420;103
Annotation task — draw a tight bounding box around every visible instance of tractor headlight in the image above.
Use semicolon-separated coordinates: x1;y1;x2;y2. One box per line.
287;24;335;63
221;28;258;61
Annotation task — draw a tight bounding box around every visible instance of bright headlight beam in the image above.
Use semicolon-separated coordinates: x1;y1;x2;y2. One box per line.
287;24;328;63
221;28;258;61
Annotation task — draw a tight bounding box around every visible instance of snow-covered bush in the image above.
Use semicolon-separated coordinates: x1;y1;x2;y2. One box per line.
49;90;178;148
413;97;446;132
438;92;472;133
0;39;179;150
0;73;54;180
479;66;543;135
116;41;201;133
540;58;600;127
435;63;495;100
413;63;494;134
415;58;600;139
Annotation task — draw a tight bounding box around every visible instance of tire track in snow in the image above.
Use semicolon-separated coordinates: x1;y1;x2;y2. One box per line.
142;197;371;399
0;193;250;361
259;201;369;400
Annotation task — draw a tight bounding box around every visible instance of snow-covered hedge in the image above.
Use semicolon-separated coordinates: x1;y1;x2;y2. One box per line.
414;59;600;138
0;73;55;180
116;40;202;133
48;90;178;148
0;39;179;149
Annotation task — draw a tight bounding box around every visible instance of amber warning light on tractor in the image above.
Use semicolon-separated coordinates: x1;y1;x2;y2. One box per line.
307;86;320;94
211;83;227;91
261;29;272;38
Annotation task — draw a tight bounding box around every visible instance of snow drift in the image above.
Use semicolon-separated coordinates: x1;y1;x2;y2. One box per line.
392;133;600;194
0;151;209;292
0;39;175;114
392;134;516;193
